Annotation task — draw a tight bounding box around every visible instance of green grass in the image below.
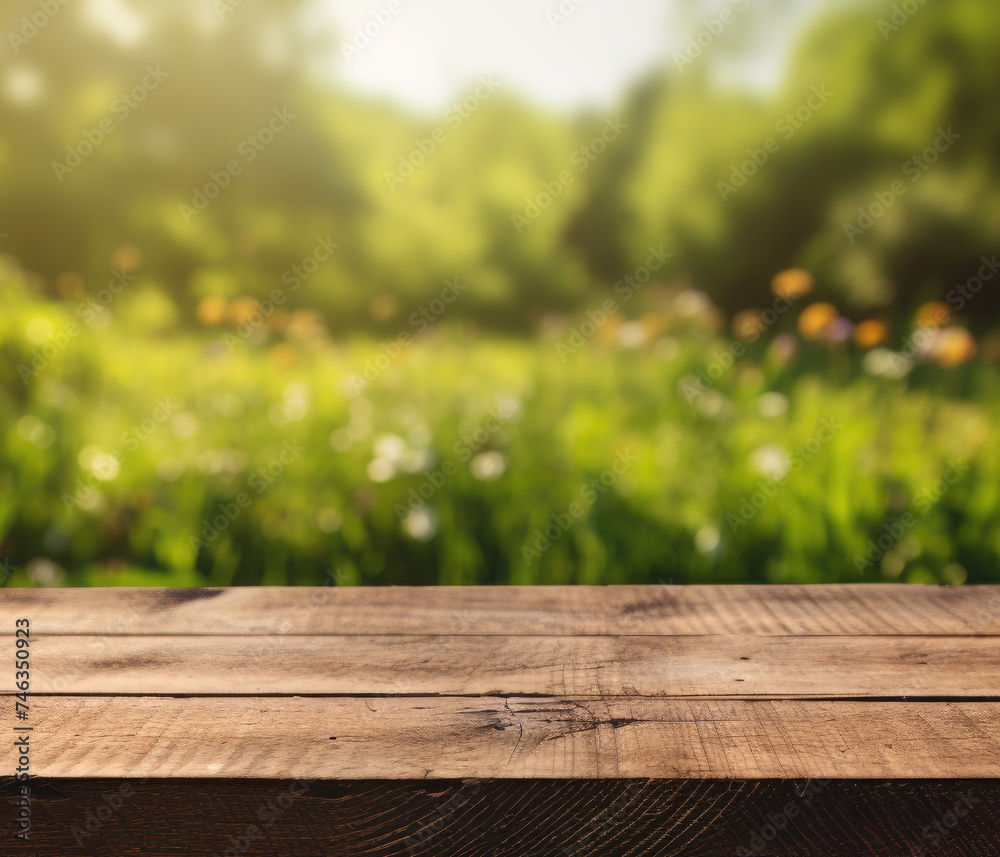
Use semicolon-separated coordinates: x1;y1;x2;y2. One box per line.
3;275;999;587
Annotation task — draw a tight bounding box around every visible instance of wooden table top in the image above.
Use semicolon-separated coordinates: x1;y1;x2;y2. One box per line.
3;585;999;780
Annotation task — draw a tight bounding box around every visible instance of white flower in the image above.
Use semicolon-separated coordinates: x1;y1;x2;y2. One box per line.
403;507;437;542
863;348;912;379
171;413;200;439
757;392;788;418
695;525;721;555
374;434;407;462
329;428;353;452
366;458;395;483
618;321;645;348
750;444;790;480
316;508;343;533
78;446;120;480
470;451;506;481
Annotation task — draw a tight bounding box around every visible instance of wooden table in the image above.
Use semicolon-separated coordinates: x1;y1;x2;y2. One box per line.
2;585;999;855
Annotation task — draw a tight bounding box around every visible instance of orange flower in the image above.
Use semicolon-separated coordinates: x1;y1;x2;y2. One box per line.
797;302;838;340
933;327;976;367
369;294;401;322
110;245;143;274
771;268;814;298
853;319;889;349
286;310;326;341
56;271;84;297
915;302;951;329
195;295;228;326
229;296;260;325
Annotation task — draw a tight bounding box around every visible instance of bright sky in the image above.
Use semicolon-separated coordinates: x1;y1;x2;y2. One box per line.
312;0;827;115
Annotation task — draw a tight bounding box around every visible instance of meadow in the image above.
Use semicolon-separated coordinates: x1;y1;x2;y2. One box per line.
4;262;997;587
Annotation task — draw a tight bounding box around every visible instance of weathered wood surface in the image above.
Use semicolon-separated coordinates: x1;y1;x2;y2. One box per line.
10;633;1000;696
24;696;1000;779
3;778;999;857
2;585;1000;854
2;584;998;635
2;585;999;780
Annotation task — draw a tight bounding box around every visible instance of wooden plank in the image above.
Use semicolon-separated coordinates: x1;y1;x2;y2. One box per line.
23;696;1000;779
3;777;999;857
11;633;1000;697
1;585;998;636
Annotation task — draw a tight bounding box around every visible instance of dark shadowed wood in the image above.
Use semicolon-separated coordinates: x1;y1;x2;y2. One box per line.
2;778;999;857
2;584;998;635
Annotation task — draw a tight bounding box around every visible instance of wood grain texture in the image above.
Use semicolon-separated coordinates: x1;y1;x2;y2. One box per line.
3;585;1000;853
3;586;1000;781
12;633;1000;697
3;778;999;857
2;584;998;636
24;696;1000;779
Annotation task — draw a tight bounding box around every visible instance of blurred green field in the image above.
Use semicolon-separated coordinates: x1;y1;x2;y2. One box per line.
4;264;998;587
